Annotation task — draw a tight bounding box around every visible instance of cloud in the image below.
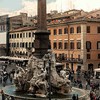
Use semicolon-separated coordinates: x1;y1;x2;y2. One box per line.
0;0;100;17
8;0;37;17
74;0;100;11
19;0;37;16
0;8;10;16
11;0;60;16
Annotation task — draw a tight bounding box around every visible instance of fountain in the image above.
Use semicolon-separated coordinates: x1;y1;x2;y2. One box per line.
2;0;89;99
3;51;89;100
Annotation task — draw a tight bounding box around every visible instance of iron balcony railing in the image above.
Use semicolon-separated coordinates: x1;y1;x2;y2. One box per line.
56;57;83;64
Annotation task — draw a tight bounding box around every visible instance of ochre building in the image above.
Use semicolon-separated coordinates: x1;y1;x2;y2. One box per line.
9;9;100;71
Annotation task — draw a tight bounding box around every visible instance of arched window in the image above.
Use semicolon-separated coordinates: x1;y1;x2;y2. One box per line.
53;42;57;49
70;41;74;49
77;41;81;49
53;29;57;35
70;27;74;33
77;26;81;33
58;42;62;49
64;28;68;34
64;42;68;49
58;29;62;35
86;41;91;49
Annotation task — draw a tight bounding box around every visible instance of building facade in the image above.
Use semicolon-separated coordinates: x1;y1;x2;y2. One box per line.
9;26;36;58
8;9;100;71
48;18;100;71
0;15;9;56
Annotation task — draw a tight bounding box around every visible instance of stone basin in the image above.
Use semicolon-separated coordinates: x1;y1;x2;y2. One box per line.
3;85;89;100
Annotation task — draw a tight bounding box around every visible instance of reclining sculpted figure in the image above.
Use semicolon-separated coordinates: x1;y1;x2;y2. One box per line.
14;51;71;97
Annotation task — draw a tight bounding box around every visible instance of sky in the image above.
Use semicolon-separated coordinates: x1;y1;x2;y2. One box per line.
0;0;100;16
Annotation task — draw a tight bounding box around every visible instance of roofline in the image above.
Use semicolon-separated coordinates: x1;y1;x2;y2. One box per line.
9;26;37;33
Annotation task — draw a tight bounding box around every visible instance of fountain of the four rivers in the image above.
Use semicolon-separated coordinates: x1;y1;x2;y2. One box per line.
3;0;89;99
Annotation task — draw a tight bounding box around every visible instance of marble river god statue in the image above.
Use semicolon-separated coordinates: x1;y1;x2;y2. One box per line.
13;51;72;97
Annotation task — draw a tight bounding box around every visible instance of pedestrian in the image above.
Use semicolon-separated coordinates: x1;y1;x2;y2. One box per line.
2;70;8;86
72;94;76;100
9;69;15;83
76;94;79;100
79;82;83;89
90;90;94;100
85;81;88;89
1;90;5;100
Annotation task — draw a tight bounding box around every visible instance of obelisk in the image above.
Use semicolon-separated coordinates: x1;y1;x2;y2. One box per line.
34;0;50;58
37;0;47;31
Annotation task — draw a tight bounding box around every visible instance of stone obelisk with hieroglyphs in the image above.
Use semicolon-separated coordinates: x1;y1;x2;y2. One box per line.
34;0;50;58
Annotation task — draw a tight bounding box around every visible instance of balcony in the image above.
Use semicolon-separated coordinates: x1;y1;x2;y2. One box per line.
56;57;83;64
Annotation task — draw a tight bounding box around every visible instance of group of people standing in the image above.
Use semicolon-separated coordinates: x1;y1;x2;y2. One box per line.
0;65;15;86
68;70;100;100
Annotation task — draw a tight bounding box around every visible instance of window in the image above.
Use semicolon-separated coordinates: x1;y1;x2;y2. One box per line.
23;33;25;38
14;43;16;47
58;42;62;49
32;42;34;47
20;33;22;38
53;42;57;49
70;27;74;33
32;32;34;37
29;32;31;37
98;54;100;59
70;41;74;49
25;42;28;48
53;29;57;35
97;27;100;33
77;41;81;49
17;34;19;38
87;26;90;33
58;29;62;35
9;34;11;38
22;42;24;48
87;54;90;59
17;43;19;47
12;34;14;38
86;41;91;49
77;26;81;33
14;34;16;38
48;30;51;33
29;42;31;48
97;41;100;49
64;42;68;49
64;28;68;34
